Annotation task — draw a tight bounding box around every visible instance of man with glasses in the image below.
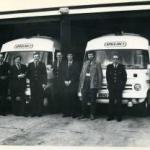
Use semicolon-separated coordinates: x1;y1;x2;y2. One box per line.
106;54;127;122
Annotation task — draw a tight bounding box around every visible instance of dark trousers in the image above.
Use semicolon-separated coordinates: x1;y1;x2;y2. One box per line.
30;81;44;115
63;86;79;116
44;84;56;114
108;88;123;118
82;88;97;116
0;95;7;115
12;99;25;116
11;92;25;116
54;80;63;113
0;84;8;115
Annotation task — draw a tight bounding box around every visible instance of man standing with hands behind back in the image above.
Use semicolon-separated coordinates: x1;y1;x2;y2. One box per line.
27;52;47;116
106;54;127;122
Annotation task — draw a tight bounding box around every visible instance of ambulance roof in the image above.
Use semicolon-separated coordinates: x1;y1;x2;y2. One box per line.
86;34;149;51
1;36;60;53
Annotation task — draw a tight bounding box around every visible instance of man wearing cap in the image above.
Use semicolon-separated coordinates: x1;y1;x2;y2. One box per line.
27;52;47;116
106;54;127;122
78;52;103;120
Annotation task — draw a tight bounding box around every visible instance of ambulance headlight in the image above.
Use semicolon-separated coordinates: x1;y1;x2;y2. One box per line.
134;84;141;91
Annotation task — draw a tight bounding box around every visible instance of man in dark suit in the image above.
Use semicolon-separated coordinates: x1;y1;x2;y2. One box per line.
10;55;27;116
0;53;10;115
53;51;64;113
27;52;47;116
106;54;127;122
62;53;80;117
78;52;103;120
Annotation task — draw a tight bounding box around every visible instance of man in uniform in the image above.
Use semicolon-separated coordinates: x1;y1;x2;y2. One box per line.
106;54;127;122
27;52;47;116
78;52;103;120
0;53;10;115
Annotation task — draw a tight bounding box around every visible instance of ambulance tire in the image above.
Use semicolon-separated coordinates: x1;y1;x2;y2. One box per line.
137;100;148;117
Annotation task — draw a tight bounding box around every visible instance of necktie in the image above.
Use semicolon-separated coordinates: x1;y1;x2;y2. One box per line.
17;64;21;70
68;61;72;67
35;62;38;68
57;60;60;68
87;61;91;73
114;64;117;68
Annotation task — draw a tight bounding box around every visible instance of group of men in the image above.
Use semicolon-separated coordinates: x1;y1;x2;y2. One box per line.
51;51;127;122
78;52;127;121
0;52;47;116
0;51;127;122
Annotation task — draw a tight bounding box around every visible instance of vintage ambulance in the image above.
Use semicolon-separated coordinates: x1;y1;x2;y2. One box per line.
1;36;60;102
80;33;150;110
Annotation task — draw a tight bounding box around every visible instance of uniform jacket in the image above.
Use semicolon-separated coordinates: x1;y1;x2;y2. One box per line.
106;63;127;90
10;64;27;94
78;59;103;92
27;61;47;85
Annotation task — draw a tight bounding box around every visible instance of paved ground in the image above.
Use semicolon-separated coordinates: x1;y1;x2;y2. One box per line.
0;114;150;146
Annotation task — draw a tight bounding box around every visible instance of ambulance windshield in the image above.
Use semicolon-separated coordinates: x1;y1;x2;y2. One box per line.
5;51;53;66
85;49;149;69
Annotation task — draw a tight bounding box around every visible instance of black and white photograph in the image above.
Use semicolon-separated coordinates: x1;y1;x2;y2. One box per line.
0;0;150;148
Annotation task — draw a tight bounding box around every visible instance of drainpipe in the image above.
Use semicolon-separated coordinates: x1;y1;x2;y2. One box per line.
59;7;71;55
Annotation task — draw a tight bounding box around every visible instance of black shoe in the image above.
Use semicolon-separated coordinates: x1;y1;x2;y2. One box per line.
117;117;122;122
72;113;79;118
107;116;114;121
90;114;95;120
72;115;77;118
62;114;70;117
31;114;36;117
23;113;29;117
1;113;6;116
78;115;85;119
